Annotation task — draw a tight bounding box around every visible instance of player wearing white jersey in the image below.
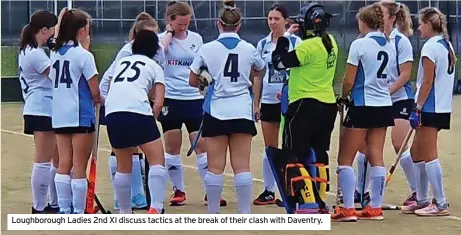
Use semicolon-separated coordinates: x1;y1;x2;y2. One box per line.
105;30;167;215
253;4;302;206
333;3;395;222
354;2;418;208
402;7;456;217
99;12;162;211
189;0;265;214
49;9;101;214
158;1;228;207
18;10;59;214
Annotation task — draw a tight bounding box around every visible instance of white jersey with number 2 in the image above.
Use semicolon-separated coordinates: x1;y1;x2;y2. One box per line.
190;32;265;121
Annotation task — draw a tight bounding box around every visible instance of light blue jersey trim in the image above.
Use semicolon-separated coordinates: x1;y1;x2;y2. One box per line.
351;61;365;106
78;75;95;127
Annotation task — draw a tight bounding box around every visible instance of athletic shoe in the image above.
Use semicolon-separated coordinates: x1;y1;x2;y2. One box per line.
402;192;417;206
401;201;430;214
204;194;227;207
253;189;276;205
275;199;284;207
169;189;186;206
331;207;357;222
131;194;148;209
415;199;449;217
360;192;371;208
296;208;319;214
355;206;384;220
31;207;45;214
148;208;165;214
44;204;60;214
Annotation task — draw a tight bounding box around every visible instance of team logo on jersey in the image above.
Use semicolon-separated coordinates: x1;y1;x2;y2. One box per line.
326;51;337;69
190;44;196;50
162;106;169;116
167;59;193;66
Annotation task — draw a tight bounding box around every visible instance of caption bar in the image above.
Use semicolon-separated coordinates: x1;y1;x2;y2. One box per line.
8;214;331;231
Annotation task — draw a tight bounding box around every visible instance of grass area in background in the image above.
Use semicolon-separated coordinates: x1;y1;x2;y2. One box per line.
2;44;460;86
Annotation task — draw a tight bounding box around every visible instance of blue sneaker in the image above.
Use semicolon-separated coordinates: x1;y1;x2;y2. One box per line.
131;194;147;209
114;200;120;210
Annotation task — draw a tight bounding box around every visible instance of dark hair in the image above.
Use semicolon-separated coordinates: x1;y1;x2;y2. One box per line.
20;10;58;52
219;0;241;31
54;9;92;51
132;30;160;59
268;4;289;19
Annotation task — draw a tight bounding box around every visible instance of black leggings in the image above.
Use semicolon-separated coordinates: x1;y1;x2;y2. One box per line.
282;98;337;165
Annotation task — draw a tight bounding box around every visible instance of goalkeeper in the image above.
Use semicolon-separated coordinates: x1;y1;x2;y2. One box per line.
267;2;338;214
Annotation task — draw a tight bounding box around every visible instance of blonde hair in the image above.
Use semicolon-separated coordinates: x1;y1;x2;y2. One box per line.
419;7;457;67
219;0;241;31
165;1;192;22
381;1;413;37
128;12;158;40
357;3;388;40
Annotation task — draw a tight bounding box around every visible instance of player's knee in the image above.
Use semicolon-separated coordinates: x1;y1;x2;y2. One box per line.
164;139;181;155
193;138;207;154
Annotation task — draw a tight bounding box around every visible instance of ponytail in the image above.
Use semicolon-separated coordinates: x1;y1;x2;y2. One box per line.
321;32;333;54
19;24;38;53
440;17;457;67
396;3;413;37
373;3;389;41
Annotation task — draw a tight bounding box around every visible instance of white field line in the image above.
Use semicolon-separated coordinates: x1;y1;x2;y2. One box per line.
2;128;461;221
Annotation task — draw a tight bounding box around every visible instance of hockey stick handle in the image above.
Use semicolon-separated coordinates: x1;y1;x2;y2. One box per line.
335;104;345;206
385;128;414;185
92;103;101;157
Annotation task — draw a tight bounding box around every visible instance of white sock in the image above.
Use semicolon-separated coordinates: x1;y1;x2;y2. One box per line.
131;154;144;197
262;151;276;192
369;166;386;209
399;150;417;193
425;159;447;205
195;153;208;192
49;166;58;207
413;161;429;203
71;178;88;214
54;173;72;213
148;165;167;211
165;153;184;192
356;152;370;194
204;171;224;214
114;172;132;214
109;154;117;201
31;162;51;211
234;172;253;214
338;166;356;209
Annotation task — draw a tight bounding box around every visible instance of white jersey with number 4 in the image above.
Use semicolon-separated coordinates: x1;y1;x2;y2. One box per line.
415;35;455;113
347;31;395;107
190;32;265;121
105;54;165;116
50;41;99;128
18;46;53;117
159;30;203;100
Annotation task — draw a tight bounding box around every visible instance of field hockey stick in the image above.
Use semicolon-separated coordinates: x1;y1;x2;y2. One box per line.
360;156;369;207
187;120;203;157
85;103;101;214
385;128;414;186
85;179;112;214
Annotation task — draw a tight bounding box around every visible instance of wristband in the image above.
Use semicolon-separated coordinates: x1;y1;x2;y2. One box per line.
415;104;422;112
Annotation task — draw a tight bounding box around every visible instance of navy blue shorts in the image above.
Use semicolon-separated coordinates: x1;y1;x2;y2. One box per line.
23;115;53;135
106;111;161;149
201;113;257;138
53;124;95;134
421;112;451;130
157;98;203;133
392;99;414;120
343;105;394;129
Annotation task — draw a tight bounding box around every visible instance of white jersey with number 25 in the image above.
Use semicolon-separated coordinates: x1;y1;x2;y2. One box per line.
190;32;265;121
105;54;165;117
50;41;99;128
